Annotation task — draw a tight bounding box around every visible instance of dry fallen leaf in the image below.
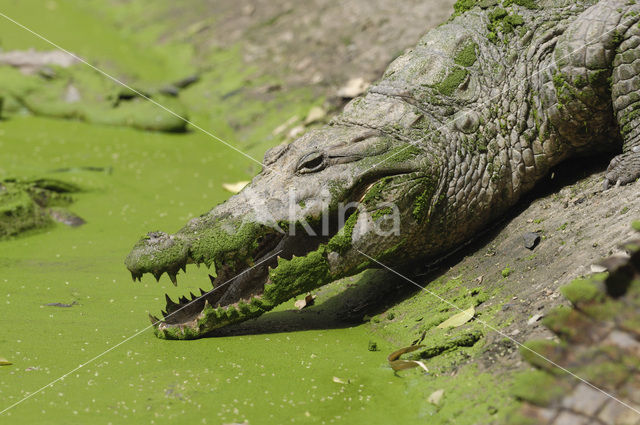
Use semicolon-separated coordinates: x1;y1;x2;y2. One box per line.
437;306;475;329
294;294;316;310
428;389;445;405
221;181;249;194
388;345;428;372
0;357;12;366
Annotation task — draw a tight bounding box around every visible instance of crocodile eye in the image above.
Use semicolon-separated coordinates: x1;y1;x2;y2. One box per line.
296;151;326;174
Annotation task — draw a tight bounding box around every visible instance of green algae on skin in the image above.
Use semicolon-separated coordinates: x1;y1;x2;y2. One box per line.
0;177;83;238
265;245;333;305
327;211;359;254
454;42;478;67
436;67;469;96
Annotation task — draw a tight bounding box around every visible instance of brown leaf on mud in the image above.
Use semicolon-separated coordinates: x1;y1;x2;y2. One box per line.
0;357;12;366
294;294;316;310
437;306;475;329
388;345;428;372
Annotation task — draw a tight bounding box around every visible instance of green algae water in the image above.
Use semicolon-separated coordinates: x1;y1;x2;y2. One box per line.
0;2;416;423
0;116;422;425
0;1;517;424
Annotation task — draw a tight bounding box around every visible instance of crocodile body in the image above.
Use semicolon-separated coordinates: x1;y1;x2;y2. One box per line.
0;178;83;238
126;0;640;339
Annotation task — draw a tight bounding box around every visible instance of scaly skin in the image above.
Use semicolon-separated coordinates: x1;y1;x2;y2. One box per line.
126;0;640;339
512;227;640;425
0;177;83;238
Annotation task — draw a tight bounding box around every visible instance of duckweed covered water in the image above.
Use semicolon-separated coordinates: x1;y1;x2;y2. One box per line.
0;1;518;423
0;2;418;424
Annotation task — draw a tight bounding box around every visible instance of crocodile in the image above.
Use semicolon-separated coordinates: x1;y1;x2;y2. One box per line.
0;177;84;238
126;0;640;339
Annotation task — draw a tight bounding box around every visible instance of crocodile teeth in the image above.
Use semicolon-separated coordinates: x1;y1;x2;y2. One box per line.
208;274;216;286
148;313;160;324
189;292;197;300
165;294;177;307
180;264;187;273
168;272;178;286
179;295;188;304
153;271;163;282
200;288;207;296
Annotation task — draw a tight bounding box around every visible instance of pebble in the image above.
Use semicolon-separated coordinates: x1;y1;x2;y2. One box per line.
336;77;369;98
527;314;543;325
304;106;326;125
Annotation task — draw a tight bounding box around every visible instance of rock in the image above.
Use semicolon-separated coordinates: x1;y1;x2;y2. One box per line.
272;115;299;136
242;4;255;16
527;314;543;325
502;303;514;311
428;389;445;406
0;49;80;74
523;232;541;250
590;264;607;273
336;77;369;98
287;125;305;139
304;106;326;125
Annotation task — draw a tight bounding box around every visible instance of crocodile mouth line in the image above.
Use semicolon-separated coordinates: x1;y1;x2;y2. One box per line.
138;224;338;333
142;231;289;331
131;175;396;335
150;247;284;330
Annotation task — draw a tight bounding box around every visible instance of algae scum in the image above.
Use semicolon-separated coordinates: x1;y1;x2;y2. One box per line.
0;1;528;424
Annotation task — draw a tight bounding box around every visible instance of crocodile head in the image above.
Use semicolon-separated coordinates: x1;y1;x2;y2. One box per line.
125;125;438;339
126;19;498;339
